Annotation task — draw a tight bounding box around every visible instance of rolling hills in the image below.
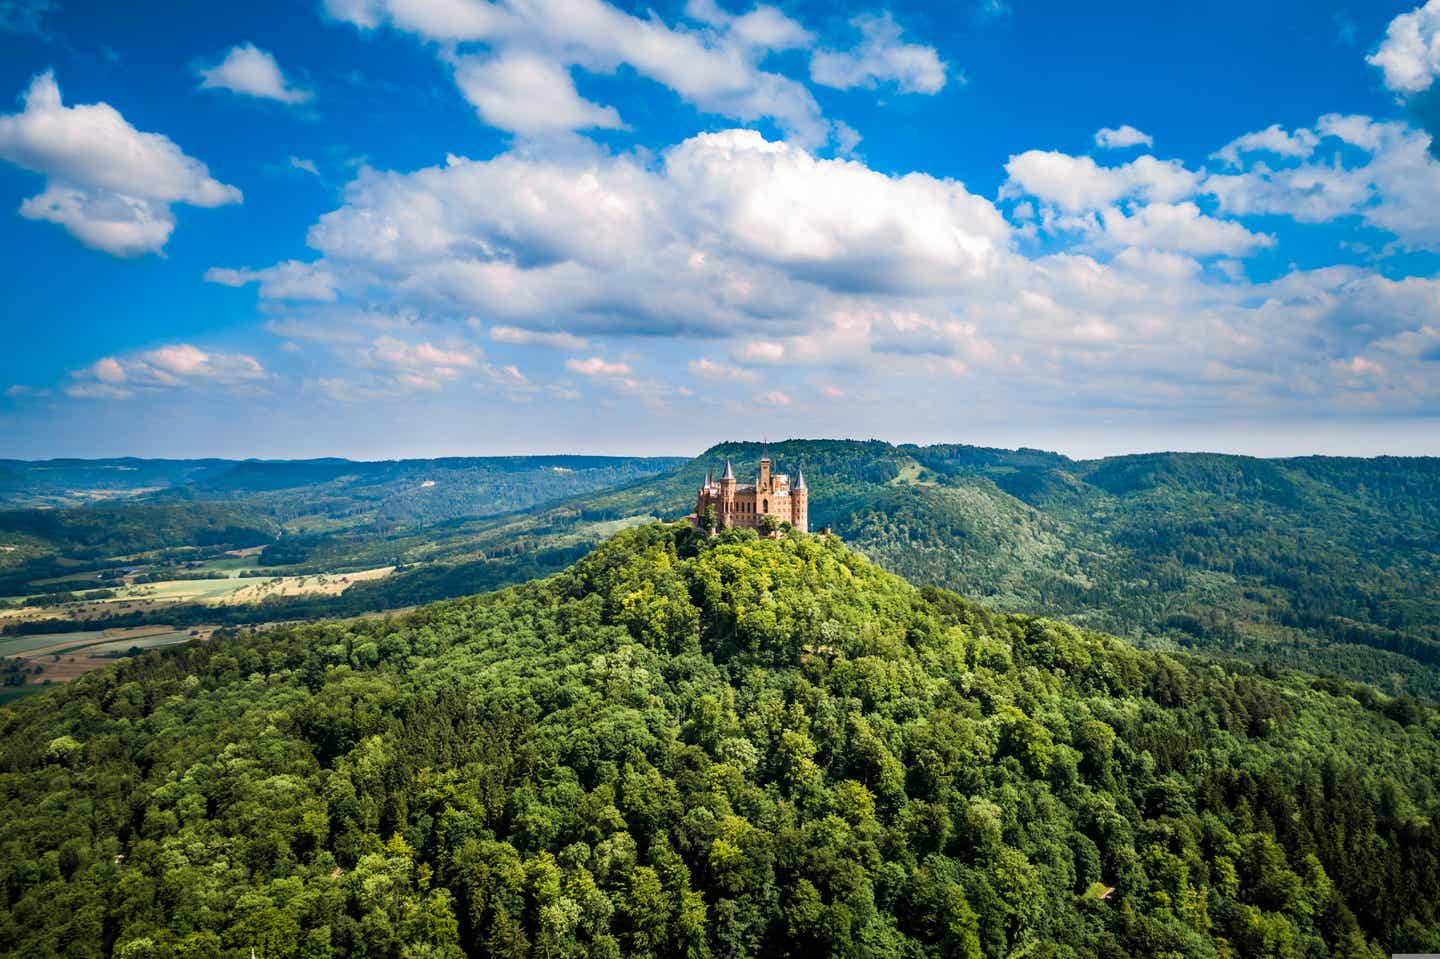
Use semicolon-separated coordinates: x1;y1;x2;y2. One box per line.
0;455;687;519
2;441;1438;701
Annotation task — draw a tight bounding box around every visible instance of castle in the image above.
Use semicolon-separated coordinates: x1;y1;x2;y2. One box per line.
693;452;808;533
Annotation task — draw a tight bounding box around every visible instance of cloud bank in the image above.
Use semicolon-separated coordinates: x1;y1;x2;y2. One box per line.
67;344;267;399
323;0;945;146
12;0;1440;454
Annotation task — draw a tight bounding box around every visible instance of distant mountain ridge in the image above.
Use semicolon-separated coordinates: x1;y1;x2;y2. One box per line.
0;455;687;511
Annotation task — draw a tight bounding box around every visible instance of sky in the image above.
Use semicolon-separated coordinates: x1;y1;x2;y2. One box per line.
1;0;1440;460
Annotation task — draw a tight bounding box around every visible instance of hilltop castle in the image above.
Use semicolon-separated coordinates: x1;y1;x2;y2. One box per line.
693;452;809;533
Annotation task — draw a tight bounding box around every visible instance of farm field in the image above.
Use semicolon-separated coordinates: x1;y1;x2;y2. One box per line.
225;566;393;602
1;564;396;627
105;564;394;605
1;624;209;699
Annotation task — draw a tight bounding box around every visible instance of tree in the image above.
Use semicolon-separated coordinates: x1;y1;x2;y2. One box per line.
44;734;82;766
224;908;301;959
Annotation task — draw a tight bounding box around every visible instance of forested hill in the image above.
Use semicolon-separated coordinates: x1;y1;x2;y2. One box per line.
2;523;1438;958
531;440;1440;699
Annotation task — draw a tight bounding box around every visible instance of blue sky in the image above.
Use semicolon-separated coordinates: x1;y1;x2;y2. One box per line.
2;0;1439;459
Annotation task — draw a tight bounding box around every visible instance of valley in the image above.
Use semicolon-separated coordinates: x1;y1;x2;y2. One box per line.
0;455;682;697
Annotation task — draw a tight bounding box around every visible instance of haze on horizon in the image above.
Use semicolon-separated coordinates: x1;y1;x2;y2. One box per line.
3;0;1440;461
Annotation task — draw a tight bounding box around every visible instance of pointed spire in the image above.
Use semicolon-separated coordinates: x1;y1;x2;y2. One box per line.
795;466;807;491
721;459;735;481
707;467;713;486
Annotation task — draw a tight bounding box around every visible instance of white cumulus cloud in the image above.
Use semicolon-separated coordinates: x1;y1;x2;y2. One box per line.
1368;0;1440;93
665;129;1010;293
706;4;811;51
453;51;623;135
294;128;1014;348
20;186;176;258
1202;115;1440;248
1212;123;1319;166
0;71;241;256
198;43;312;104
567;356;632;377
325;0;833;144
311;334;486;400
688;357;757;381
1002;151;1199;213
205;261;339;301
809;12;948;94
1094;125;1153;149
67;344;267;398
1098;202;1275;257
736;340;786;364
488;325;589;350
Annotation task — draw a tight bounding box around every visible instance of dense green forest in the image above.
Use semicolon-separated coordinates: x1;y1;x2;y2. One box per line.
2;523;1436;958
0;502;278;562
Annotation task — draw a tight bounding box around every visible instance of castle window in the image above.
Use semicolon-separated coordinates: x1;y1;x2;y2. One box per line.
763;499;769;512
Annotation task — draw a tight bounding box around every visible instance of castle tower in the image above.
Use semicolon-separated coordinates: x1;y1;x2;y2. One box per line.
793;466;808;533
758;451;771;492
720;459;736;527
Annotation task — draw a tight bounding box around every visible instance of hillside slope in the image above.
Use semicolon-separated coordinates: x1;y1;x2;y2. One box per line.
480;440;1440;699
2;524;1437;958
